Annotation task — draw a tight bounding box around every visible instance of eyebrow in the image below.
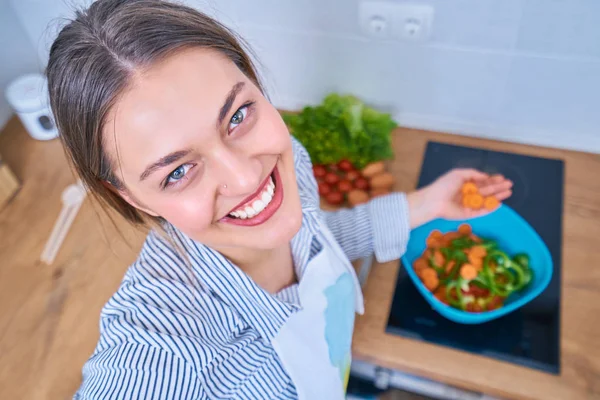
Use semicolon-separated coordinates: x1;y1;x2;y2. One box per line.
217;81;245;127
139;150;191;181
138;82;246;182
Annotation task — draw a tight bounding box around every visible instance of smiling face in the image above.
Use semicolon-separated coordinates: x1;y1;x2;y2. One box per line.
103;48;303;253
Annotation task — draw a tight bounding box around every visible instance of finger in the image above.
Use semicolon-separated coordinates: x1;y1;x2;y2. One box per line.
488;174;507;184
479;180;513;196
494;189;512;201
454;168;489;181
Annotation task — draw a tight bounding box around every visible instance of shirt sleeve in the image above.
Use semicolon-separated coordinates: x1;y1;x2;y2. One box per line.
290;134;411;263
322;192;411;263
74;343;205;400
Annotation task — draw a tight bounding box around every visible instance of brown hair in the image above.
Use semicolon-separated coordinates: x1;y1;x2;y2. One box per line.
47;0;263;227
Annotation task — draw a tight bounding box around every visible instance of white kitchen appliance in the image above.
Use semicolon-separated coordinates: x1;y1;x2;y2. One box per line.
5;73;58;141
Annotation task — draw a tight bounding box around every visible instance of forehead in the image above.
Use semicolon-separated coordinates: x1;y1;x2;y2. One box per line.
103;48;249;181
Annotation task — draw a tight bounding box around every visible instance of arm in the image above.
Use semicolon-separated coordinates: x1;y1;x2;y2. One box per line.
323;168;514;263
74;343;205;400
322;192;411;263
291;136;415;262
291;136;513;262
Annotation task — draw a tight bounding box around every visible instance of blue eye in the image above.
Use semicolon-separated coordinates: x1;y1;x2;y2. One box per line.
170;166;185;180
229;105;248;131
164;164;192;188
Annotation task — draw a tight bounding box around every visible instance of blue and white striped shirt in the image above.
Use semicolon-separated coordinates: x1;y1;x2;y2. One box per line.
75;138;410;399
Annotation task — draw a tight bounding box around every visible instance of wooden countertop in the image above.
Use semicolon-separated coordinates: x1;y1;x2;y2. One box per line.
352;127;600;400
0;117;146;400
1;116;599;399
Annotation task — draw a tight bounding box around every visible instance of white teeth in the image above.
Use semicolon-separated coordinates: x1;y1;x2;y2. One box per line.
229;175;277;219
261;191;272;204
252;199;265;213
245;206;256;217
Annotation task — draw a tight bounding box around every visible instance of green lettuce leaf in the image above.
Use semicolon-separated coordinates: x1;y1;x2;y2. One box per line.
282;93;396;168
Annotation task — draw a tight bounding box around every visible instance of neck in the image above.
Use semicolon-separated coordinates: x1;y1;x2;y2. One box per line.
216;243;296;293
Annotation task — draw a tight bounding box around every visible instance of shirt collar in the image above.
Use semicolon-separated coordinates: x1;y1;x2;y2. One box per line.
166;202;321;344
164;137;324;343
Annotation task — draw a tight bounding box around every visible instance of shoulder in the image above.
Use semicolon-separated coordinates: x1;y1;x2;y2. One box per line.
96;231;242;367
75;342;205;399
78;335;294;399
80;231;294;399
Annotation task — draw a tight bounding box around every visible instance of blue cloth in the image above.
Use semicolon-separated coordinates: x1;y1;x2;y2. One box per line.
75;138;410;399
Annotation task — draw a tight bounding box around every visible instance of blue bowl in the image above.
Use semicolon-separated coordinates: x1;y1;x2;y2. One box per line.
402;204;553;324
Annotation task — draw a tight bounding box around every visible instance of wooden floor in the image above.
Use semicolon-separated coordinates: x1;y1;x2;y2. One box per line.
0;115;597;399
0;117;147;400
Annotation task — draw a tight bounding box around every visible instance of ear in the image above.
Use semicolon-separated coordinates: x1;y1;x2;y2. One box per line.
102;180;160;217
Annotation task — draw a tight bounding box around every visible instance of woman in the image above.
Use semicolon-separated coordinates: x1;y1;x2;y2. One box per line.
47;1;512;399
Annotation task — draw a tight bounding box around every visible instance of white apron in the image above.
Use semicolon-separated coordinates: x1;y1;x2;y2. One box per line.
272;220;364;399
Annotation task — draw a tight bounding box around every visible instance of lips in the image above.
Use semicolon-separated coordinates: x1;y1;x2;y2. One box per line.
220;166;284;227
228;176;275;219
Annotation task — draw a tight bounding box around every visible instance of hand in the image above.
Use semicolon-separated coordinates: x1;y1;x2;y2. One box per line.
407;168;513;228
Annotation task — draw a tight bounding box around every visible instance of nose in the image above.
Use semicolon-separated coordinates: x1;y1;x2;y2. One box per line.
211;146;262;196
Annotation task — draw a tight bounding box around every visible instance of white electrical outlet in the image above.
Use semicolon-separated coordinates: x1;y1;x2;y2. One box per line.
358;1;396;38
359;2;434;42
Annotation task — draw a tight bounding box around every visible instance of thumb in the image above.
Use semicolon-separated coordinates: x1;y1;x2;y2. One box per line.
454;168;489;181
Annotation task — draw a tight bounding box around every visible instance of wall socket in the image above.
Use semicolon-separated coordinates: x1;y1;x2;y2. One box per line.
359;1;434;42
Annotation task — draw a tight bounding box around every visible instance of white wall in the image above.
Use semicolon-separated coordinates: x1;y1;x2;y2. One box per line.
0;0;41;129
9;0;600;153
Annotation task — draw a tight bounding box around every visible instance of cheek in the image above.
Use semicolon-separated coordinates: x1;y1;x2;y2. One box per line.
156;196;214;233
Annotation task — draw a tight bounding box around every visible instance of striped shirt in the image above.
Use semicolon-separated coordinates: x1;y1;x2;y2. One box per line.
75;138;410;399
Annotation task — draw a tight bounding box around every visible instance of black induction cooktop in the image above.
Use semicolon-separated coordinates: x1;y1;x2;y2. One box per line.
386;141;564;374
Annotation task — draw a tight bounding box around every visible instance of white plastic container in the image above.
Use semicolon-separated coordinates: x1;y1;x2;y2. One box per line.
5;74;58;141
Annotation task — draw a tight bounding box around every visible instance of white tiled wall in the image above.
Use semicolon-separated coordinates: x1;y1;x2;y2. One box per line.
7;0;600;152
0;1;40;129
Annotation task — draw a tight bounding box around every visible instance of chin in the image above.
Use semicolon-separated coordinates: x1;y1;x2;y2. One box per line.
257;205;303;249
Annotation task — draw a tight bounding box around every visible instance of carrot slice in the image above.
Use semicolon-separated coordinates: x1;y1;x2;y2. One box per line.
468;255;483;271
468;252;483;265
426;237;440;249
421;268;437;282
445;260;456;273
468;193;484;209
461;182;478;195
423;275;439;291
429;230;443;239
413;258;428;273
423;248;433;259
434;286;449;304
462;195;472;208
470;245;487;257
433;250;445;267
460;264;478;280
458;223;472;235
484;196;500;210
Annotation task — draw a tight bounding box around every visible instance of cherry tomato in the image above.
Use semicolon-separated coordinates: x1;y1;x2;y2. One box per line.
337;179;353;193
337;159;354;172
318;182;332;196
313;165;327;179
354;177;370;191
346;170;360;181
324;172;340;185
328;164;339;172
325;191;344;205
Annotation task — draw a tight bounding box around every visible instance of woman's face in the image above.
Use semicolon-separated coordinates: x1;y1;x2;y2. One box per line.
104;48;303;252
